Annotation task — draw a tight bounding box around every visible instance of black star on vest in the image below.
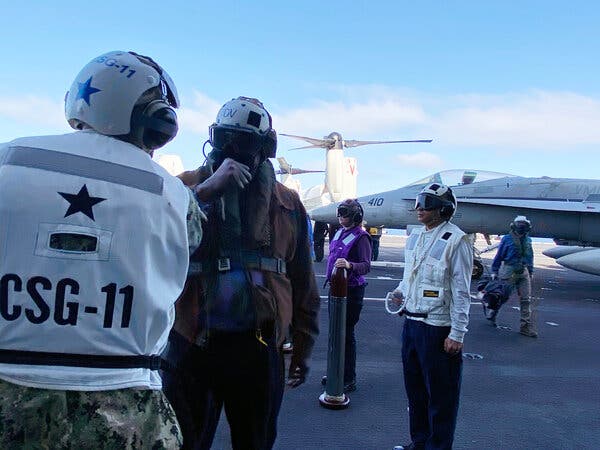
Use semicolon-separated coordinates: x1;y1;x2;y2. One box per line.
58;184;106;221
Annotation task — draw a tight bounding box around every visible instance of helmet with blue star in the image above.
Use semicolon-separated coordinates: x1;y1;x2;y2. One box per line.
65;51;180;152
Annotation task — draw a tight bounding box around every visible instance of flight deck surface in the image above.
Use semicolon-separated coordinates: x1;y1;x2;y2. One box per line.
213;235;600;450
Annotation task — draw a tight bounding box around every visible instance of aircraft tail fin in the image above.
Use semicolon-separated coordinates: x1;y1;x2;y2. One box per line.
276;157;292;174
325;155;358;202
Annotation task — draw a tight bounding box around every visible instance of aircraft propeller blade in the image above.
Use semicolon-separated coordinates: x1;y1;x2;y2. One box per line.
343;139;433;148
280;133;335;149
287;144;327;150
275;168;325;175
290;168;325;175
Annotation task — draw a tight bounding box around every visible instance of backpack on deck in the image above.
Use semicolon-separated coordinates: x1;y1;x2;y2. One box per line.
477;278;511;311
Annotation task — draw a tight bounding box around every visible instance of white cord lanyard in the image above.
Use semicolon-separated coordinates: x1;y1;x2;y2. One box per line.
385;223;446;315
407;223;445;284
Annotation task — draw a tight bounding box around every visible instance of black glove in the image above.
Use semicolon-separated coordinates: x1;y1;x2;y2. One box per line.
286;362;309;388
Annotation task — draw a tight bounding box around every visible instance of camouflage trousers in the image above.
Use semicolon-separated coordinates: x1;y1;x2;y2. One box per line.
499;264;535;331
0;379;182;449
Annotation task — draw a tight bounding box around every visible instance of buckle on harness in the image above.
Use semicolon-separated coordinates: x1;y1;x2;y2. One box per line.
149;355;162;371
276;259;284;274
217;257;231;271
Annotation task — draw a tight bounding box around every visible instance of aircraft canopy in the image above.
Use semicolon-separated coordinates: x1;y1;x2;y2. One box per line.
407;169;514;188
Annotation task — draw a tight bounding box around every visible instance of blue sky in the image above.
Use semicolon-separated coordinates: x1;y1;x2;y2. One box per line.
1;1;599;196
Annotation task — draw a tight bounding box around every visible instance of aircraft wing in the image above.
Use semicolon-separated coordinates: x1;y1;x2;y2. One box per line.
458;197;600;213
343;139;432;148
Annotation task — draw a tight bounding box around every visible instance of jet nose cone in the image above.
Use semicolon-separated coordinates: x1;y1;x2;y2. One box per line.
310;203;337;222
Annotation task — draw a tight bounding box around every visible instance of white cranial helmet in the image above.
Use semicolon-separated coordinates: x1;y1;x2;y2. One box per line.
511;215;532;233
65;51;180;151
214;96;272;135
415;182;457;219
209;97;277;163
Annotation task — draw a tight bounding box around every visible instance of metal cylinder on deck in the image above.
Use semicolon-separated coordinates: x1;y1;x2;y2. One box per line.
319;267;350;409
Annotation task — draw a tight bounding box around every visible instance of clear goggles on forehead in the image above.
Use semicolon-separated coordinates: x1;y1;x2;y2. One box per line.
414;193;444;211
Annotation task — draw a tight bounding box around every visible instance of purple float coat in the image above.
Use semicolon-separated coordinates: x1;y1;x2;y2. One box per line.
326;226;372;287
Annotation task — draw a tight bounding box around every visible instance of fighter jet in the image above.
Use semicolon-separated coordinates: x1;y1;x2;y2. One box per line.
309;169;600;275
541;246;600;276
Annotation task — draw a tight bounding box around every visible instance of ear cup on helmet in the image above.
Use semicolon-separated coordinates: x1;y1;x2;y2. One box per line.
439;201;454;219
263;129;277;159
131;100;178;151
353;203;364;224
439;186;456;219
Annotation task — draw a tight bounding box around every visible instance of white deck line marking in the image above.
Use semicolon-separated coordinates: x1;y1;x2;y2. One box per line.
315;274;401;281
320;295;483;304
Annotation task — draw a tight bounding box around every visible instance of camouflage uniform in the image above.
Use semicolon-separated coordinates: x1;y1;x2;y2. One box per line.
185;188;205;253
0;380;182;449
0;189;202;449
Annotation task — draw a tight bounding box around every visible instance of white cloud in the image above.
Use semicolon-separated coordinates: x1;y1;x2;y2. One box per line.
3;88;600;154
273;99;427;137
396;152;444;169
271;87;600;150
432;91;600;149
178;91;221;134
0;95;65;128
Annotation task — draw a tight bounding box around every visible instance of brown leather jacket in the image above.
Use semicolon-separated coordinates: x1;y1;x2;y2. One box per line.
173;179;320;374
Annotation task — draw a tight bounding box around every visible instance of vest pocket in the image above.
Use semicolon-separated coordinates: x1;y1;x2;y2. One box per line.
423;261;443;283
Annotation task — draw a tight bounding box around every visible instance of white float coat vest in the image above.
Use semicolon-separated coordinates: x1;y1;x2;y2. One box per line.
0;131;189;390
400;221;467;327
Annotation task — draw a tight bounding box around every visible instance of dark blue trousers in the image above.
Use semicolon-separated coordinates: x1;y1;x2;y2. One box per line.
162;330;284;450
328;284;365;383
344;284;365;383
401;319;462;450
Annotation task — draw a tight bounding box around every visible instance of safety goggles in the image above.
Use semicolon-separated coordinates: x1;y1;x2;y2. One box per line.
513;223;531;234
337;205;352;218
210;127;263;156
414;193;444;211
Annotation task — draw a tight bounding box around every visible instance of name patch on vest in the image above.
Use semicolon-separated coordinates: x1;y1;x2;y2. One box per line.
423;289;440;298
